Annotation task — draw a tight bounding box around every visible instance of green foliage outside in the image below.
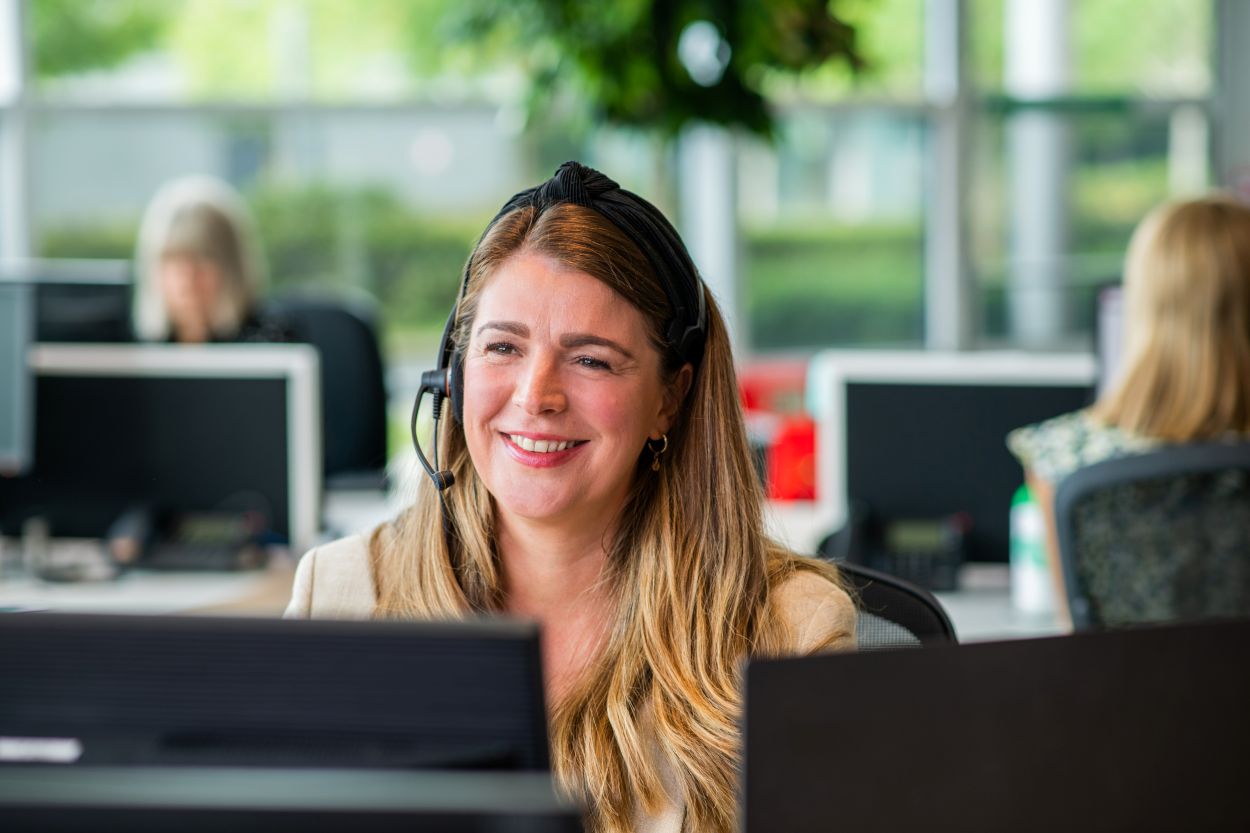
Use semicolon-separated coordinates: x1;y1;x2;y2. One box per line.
244;185;482;333
29;0;168;78
745;223;922;349
31;0;461;98
167;0;450;101
974;111;1172;340
39;220;136;261
454;0;863;138
761;0;923;102
967;0;1210;98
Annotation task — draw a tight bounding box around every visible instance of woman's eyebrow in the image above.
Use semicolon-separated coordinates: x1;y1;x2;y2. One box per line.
560;334;635;360
476;321;529;338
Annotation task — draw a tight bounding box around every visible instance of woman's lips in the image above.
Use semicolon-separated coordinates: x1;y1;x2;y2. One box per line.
501;433;587;468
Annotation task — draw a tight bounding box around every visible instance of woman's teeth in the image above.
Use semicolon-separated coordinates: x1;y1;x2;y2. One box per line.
509;435;575;453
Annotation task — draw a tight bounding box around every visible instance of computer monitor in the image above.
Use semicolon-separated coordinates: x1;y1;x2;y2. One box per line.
0;613;550;772
0;344;321;555
0;258;133;343
0;283;34;477
743;618;1250;832
808;351;1096;562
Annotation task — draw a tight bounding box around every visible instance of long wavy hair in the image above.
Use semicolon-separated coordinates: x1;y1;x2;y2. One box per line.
1092;194;1250;440
371;202;843;833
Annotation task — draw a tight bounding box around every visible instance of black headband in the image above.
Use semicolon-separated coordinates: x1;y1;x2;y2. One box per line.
457;161;707;369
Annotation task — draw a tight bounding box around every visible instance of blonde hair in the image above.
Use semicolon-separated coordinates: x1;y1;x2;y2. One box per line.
371;204;844;833
1092;194;1250;440
133;176;266;341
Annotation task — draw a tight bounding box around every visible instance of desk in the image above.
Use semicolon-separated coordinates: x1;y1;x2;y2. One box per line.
2;494;1066;640
0;565;296;616
766;501;1067;644
934;564;1067;643
0;488;402;617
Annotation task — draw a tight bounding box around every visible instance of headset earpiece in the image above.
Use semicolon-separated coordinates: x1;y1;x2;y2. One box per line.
449;347;466;424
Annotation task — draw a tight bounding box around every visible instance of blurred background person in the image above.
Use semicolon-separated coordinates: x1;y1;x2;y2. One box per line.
1009;194;1250;615
133;176;296;344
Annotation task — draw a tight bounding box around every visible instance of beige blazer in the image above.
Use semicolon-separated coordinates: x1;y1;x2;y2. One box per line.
284;533;856;833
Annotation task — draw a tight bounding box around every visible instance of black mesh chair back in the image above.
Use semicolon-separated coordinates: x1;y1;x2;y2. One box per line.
264;293;388;487
1054;441;1250;630
830;561;957;650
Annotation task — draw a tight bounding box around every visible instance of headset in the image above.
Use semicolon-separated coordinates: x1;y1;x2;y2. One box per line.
409;161;708;502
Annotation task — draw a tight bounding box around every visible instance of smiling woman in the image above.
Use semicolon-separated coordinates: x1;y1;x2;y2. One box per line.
284;163;854;833
466;254;685;536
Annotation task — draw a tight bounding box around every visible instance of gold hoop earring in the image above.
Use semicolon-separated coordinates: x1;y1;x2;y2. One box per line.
648;434;668;471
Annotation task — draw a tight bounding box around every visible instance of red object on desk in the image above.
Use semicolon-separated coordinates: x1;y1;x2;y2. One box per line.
767;417;817;500
739;360;817;501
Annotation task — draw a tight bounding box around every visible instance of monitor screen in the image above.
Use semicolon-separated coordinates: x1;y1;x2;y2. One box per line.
0;613;550;772
35;282;133;343
809;351;1097;563
0;374;290;539
0;344;322;552
0;258;133;344
846;382;1091;562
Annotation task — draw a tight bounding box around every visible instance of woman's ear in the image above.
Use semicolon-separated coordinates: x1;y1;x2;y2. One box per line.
653;363;694;438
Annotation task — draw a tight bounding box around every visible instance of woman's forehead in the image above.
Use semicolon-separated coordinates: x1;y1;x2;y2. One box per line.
476;252;645;335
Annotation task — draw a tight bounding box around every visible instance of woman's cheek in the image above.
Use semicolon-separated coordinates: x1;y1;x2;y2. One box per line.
465;362;507;418
581;383;644;446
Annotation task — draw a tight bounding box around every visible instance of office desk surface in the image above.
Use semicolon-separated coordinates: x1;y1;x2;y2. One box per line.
0;565;296;616
2;495;1063;640
0;487;395;618
767;502;1065;644
927;562;1065;642
0;564;1055;641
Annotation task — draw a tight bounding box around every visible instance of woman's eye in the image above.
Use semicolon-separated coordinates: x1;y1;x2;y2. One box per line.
485;342;516;355
576;356;611;370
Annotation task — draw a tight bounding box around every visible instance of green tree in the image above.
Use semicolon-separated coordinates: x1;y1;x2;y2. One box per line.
30;0;172;78
449;0;865;138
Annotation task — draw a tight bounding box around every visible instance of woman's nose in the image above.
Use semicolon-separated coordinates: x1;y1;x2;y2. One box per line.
514;354;567;415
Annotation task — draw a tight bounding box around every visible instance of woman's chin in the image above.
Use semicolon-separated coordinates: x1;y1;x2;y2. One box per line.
492;488;587;524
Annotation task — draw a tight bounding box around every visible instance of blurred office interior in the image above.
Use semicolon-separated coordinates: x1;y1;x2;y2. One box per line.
1;0;1248;635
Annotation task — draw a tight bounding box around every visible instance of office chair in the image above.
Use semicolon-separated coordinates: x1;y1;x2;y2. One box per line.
1054;441;1250;630
827;560;958;650
264;291;388;488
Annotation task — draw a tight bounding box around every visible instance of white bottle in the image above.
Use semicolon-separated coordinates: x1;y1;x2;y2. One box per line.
1010;484;1055;613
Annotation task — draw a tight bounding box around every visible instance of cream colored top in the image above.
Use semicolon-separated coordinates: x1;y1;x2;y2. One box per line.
284;533;856;833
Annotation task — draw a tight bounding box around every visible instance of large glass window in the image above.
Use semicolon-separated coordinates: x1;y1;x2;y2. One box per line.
967;0;1214;349
6;0;1225;452
740;110;926;350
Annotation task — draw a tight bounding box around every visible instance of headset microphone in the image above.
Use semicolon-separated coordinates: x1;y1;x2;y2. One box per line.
410;367;455;491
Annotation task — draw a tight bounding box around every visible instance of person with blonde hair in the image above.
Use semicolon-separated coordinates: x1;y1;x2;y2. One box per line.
134;175;294;343
285;162;854;833
1009;194;1250;619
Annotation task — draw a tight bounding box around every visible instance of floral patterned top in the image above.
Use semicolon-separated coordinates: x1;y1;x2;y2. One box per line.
1006;409;1164;486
